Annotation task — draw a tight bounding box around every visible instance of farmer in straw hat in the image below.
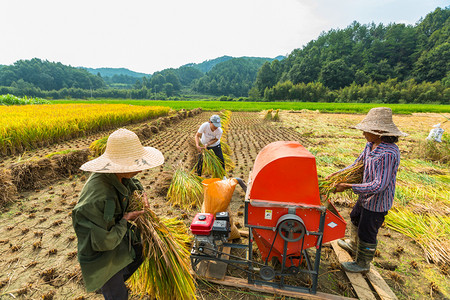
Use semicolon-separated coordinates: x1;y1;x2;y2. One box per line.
72;128;164;299
326;107;407;274
195;114;225;176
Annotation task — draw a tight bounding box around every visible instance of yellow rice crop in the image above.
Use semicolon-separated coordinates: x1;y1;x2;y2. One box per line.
0;104;169;155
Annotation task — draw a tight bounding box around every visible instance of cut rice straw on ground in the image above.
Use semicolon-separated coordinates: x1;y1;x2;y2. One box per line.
127;192;196;300
89;136;108;157
224;153;235;172
385;208;450;266
167;168;203;210
0;168;17;209
221;141;232;156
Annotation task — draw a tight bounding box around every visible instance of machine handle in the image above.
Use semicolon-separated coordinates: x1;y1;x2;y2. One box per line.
235;177;247;193
248;199;326;212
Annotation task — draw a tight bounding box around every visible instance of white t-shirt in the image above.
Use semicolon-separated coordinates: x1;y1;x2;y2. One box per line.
198;122;223;147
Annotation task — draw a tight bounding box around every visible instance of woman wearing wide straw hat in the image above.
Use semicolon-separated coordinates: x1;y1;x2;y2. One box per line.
72;128;164;299
326;107;407;274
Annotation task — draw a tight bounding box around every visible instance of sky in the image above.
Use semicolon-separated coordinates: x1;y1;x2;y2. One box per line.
0;0;447;75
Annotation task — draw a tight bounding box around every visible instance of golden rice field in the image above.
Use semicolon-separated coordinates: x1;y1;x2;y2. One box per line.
0;104;170;156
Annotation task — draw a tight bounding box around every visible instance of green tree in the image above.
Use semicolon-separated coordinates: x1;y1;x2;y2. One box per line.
319;59;353;89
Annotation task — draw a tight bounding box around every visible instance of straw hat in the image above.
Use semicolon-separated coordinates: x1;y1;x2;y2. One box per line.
80;128;164;173
354;107;408;137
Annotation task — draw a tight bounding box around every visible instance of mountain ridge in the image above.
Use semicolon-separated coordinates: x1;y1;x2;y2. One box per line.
82;55;285;78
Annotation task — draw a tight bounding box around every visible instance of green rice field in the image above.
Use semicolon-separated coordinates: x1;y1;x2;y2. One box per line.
52;99;450;114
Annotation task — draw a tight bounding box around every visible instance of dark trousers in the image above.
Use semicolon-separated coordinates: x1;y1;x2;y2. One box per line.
350;200;388;244
101;243;143;300
196;143;225;176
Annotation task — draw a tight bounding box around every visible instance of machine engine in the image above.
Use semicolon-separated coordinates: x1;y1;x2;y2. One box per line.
190;212;231;255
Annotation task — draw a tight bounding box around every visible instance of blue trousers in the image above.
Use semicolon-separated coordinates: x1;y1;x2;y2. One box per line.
101;243;143;300
350;200;388;244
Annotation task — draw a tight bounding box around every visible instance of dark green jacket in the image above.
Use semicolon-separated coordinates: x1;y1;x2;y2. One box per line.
72;173;143;292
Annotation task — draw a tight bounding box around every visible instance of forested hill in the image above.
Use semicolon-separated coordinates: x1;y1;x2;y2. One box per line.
83;67;150;78
82;67;152;89
184;56;234;73
184;55;284;73
130;57;280;97
252;6;449;101
0;58;105;90
191;57;274;97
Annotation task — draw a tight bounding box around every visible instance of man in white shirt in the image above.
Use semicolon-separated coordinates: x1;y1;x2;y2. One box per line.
195;114;225;176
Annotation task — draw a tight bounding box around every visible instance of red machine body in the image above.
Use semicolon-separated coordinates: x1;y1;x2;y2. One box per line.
246;141;346;264
190;213;215;236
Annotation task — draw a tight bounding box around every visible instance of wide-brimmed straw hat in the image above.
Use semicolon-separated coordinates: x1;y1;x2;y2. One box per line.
354;107;408;137
80;128;164;173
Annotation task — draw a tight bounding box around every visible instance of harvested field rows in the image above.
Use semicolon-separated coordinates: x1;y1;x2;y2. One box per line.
0;110;448;299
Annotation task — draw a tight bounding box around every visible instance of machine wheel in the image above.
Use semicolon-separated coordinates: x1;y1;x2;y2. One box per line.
278;218;306;242
260;266;275;281
287;266;299;275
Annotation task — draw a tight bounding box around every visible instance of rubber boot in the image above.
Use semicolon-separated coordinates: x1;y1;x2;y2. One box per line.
341;240;377;274
338;223;358;255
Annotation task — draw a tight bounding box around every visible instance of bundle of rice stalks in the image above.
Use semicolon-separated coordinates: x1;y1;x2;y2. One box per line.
167;167;203;210
221;141;232;156
127;192;196;300
385;208;450;266
319;160;364;197
89;136;108;157
219;110;232;130
223;153;235;172
195;149;226;179
272;109;280;122
263;109;273;121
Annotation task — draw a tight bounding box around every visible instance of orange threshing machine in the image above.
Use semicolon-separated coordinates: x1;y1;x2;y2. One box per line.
190;141;346;294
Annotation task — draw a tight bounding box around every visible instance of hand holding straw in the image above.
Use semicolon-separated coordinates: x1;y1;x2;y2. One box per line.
319;161;364;197
127;191;196;299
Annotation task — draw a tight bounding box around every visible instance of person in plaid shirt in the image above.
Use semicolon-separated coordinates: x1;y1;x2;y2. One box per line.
327;107;408;273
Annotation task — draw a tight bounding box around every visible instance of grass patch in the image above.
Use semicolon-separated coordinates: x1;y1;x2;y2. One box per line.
45;149;76;158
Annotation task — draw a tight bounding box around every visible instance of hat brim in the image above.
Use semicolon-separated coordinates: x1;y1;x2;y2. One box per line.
212;122;221;127
353;124;408;137
80;146;164;173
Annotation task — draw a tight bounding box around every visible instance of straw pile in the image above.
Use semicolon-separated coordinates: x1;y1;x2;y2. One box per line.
127;191;196;300
272;109;280;122
385;208;450;266
89;136;108;157
0;168;17;208
263;109;273;121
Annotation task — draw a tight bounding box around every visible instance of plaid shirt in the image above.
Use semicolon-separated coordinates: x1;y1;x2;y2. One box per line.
343;142;400;212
